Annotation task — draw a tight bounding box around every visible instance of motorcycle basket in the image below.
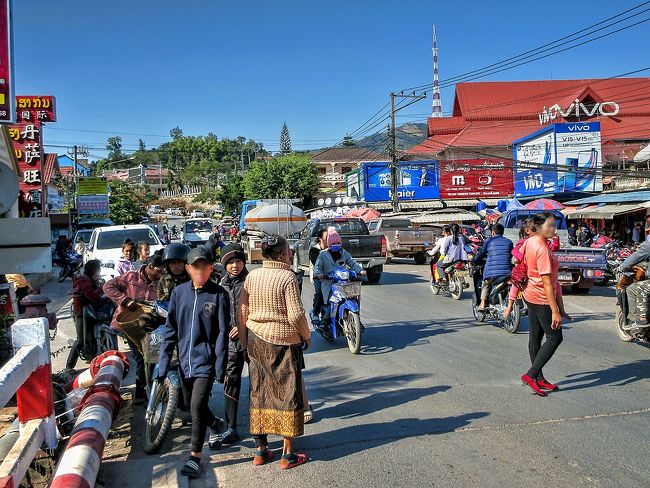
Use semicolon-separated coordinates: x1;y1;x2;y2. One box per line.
339;281;362;298
142;325;165;363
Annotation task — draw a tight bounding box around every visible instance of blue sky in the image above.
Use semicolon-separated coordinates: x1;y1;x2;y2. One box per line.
12;0;650;158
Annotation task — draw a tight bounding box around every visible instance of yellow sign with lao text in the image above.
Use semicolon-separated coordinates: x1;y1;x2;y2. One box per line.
77;177;108;195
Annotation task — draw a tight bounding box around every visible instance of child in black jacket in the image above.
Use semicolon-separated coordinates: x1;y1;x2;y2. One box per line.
158;247;229;478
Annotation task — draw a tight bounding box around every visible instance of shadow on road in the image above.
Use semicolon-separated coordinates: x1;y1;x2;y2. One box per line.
358;318;476;355
376;271;428;286
559;358;650;391
315;385;452;421
301;411;490;461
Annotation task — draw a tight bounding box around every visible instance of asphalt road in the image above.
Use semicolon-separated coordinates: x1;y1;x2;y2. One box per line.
46;259;650;487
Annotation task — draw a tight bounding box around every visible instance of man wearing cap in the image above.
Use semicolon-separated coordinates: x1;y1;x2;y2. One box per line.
216;243;249;445
158;246;229;478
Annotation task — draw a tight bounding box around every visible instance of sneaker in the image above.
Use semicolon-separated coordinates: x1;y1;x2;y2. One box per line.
208;418;226;450
217;428;240;445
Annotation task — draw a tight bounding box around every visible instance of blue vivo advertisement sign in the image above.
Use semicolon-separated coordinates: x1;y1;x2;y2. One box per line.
513;127;557;197
363;161;439;202
513;122;602;197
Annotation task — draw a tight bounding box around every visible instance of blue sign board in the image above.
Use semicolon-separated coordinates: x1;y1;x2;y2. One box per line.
363;161;439;202
513;127;557;198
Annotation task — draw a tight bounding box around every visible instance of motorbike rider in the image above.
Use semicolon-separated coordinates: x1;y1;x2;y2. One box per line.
55;234;71;261
617;240;650;327
206;225;226;262
472;223;513;312
309;228;329;327
436;224;468;281
314;228;365;338
66;259;106;370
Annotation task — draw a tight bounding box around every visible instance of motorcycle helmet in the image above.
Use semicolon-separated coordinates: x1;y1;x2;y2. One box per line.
162;243;191;264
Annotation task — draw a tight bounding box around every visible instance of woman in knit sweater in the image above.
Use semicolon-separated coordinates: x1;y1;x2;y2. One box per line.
238;234;311;470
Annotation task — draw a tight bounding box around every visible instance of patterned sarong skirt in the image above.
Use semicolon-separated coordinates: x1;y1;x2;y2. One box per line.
248;331;304;438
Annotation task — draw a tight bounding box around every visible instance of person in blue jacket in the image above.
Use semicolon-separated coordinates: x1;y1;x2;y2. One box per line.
314;228;365;336
472;223;514;312
158;246;229;479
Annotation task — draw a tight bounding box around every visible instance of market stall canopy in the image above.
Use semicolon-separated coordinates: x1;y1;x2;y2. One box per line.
523;198;565;211
344;207;381;222
411;209;481;224
633;142;650;163
506;197;524;210
564;202;650;219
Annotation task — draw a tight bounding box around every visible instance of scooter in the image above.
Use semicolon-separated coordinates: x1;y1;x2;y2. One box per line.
614;272;650;343
66;299;118;368
141;300;182;454
424;241;470;300
321;266;364;354
470;263;522;334
58;251;82;282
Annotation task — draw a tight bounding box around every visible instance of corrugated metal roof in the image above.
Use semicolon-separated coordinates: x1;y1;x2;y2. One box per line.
412;211;480;224
443;199;478;207
567;191;650;205
400;200;444;210
564;203;650;219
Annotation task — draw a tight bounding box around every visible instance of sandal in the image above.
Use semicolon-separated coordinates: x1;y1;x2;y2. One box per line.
280;453;308;470
253;448;275;466
304;405;314;424
181;458;201;478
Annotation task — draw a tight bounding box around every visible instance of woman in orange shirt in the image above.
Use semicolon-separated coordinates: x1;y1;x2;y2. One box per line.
520;212;565;397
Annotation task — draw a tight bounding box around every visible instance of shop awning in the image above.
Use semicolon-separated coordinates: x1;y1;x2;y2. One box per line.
444;199;478;207
411;211;481;224
564;202;650;219
400;200;444;210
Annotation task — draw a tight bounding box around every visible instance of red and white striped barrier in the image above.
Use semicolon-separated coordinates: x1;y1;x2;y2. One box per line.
65;350;130;392
0;317;58;488
50;351;128;488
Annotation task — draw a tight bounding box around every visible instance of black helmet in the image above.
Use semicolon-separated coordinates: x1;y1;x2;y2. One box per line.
162;243;191;264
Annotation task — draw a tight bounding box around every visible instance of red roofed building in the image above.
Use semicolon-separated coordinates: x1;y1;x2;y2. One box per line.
409;77;650;166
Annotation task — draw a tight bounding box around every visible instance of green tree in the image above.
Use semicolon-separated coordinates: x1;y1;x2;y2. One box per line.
138;138;146;151
280;122;292;154
217;174;245;215
343;134;356;146
108;180;154;224
170;127;184;140
106;136;124;161
243;154;319;206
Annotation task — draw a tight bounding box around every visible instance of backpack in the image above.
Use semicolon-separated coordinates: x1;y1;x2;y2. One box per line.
511;241;529;290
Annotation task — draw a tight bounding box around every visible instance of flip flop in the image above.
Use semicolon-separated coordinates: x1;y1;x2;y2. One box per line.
280;453;308;470
304;405;314;424
180;458;201;478
253;449;275;466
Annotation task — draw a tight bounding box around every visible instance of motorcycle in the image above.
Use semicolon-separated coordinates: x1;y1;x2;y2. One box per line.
66;299;119;366
614;271;650;343
58;251;82;282
141;300;181;454
470;263;522;334
320;266;364;354
424;240;471;300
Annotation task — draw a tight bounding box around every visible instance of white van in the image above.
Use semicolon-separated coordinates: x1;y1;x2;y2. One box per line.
85;224;164;280
182;218;213;247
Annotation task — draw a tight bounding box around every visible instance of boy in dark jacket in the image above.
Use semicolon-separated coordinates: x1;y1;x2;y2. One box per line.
158;247;229;478
217;243;248;445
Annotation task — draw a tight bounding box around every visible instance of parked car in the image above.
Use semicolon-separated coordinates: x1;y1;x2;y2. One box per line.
84;224;165;280
148;205;162;214
182;218;213;247
293;217;387;283
73;228;94;245
190;210;205;218
367;217;441;264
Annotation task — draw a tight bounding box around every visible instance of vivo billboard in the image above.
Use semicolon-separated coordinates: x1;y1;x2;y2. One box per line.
363;161;439;202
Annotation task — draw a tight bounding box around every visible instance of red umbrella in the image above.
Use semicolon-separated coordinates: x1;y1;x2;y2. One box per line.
344;207;381;222
523;198;565;211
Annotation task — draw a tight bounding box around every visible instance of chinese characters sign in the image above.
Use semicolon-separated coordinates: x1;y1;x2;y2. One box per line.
439;159;514;199
0;1;13;123
10;96;56;217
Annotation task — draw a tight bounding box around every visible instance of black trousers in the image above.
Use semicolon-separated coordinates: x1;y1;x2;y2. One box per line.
15;286;28;314
180;375;216;453
124;336;146;393
526;301;563;380
66;312;84;370
224;339;245;429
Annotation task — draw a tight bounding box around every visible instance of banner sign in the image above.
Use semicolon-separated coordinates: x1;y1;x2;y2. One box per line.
514;122;602;197
77;194;109;215
77;177;108;195
345;169;363;200
0;1;13;123
363;161;439;202
10;95;57;217
439;159;514;199
554;122;602;192
513;128;557;197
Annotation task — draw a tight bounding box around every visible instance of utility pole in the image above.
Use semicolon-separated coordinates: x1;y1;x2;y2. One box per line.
389;91;427;213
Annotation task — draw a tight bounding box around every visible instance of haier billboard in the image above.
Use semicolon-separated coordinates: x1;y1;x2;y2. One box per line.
513;122;601;197
363;161;439;202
